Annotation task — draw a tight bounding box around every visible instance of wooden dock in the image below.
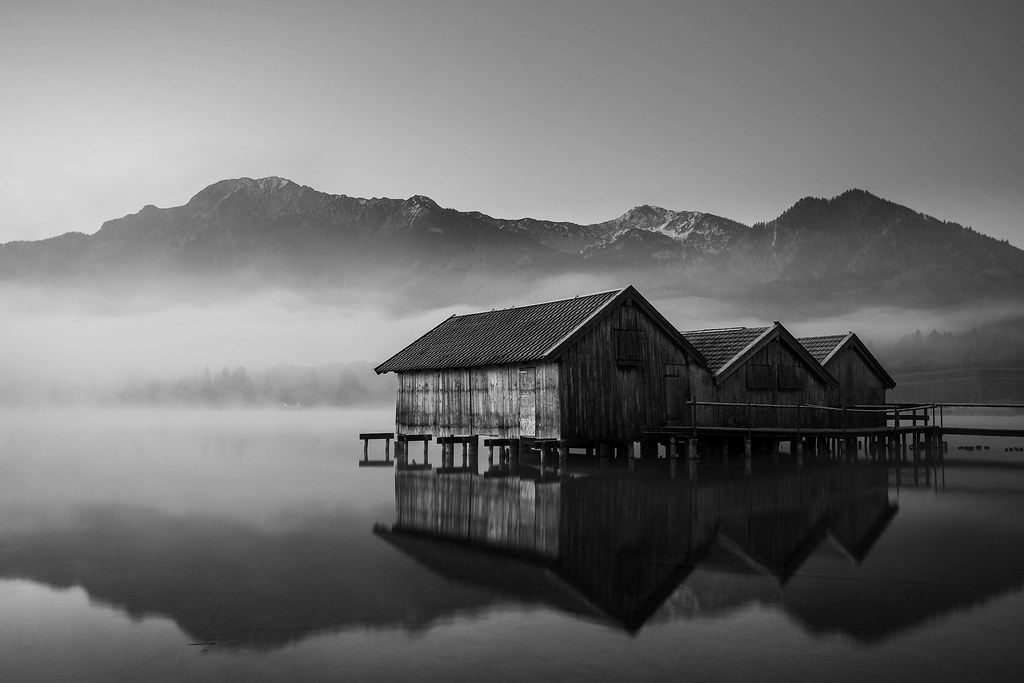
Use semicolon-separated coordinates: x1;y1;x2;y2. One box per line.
360;402;1024;479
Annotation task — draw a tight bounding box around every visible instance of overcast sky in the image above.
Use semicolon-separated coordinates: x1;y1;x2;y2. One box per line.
2;0;1022;246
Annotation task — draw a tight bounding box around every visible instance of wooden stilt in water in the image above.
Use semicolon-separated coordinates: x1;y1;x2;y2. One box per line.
468;437;479;474
396;438;407;468
668;436;678;478
558;441;568;479
515;438;527;473
358;432;396;467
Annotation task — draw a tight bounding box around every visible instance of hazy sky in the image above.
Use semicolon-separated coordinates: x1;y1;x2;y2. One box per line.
2;0;1022;245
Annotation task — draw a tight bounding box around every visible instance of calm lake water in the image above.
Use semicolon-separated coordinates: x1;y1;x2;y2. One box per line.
3;407;1024;682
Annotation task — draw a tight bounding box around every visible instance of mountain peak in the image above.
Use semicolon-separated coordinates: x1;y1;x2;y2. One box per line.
608;204;675;230
406;194;439;209
187;176;303;208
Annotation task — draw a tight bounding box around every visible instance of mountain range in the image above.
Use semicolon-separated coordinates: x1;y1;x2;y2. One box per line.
2;176;1022;312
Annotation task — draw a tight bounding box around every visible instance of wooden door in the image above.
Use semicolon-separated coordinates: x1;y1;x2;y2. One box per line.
665;364;688;425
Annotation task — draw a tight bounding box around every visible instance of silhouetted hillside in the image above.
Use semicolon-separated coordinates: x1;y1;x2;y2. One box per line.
3;179;1023;312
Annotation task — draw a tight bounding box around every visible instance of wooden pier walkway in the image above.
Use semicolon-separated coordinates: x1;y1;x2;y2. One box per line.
359;402;1024;475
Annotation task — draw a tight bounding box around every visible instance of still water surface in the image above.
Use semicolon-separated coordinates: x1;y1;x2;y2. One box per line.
2;407;1024;682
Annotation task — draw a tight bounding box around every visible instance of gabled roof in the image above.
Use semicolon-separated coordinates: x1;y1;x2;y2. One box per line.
375;285;707;374
681;323;837;387
798;332;897;389
798;334;849;365
681;326;772;374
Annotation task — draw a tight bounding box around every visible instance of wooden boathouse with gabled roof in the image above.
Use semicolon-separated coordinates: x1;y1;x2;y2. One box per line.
799;332;897;427
374;286;710;447
681;323;838;429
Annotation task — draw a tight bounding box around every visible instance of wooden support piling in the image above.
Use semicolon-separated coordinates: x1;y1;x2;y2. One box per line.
598;441;611;471
358;432;396;468
468;438;479;474
668;436;678;478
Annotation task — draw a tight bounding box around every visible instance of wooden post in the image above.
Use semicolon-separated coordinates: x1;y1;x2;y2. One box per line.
842;407;848;460
515;439;527;473
488;442;495;470
423;439;429;466
558;441;568;479
385;437;391;463
468;437;479;474
669;436;678;478
744;435;752;475
687;436;698;462
539;442;547;478
795;437;803;468
362;438;369;463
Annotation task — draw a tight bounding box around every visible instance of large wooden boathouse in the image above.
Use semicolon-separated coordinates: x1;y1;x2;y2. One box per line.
375;285;710;445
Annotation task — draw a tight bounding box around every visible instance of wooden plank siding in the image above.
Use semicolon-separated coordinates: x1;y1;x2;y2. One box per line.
824;349;889;428
393;295;707;442
702;338;834;429
558;299;710;442
396;362;561;439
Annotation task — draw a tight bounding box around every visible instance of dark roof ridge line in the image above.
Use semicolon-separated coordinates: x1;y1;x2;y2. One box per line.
442;288;623;320
680;325;767;335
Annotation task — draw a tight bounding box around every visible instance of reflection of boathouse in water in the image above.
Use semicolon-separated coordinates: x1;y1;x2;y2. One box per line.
381;464;897;631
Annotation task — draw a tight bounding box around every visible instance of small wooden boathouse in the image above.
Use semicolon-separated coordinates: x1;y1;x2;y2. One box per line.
681;323;838;428
799;332;896;427
374;286;710;450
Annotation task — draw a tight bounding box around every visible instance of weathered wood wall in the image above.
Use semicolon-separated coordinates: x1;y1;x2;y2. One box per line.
559;299;711;442
395;362;560;438
394;471;560;559
826;349;888;427
701;338;834;429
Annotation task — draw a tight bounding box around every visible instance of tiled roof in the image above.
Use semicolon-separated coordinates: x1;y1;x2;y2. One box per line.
797;334;849;364
375;289;622;373
799;332;896;388
680;327;771;374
